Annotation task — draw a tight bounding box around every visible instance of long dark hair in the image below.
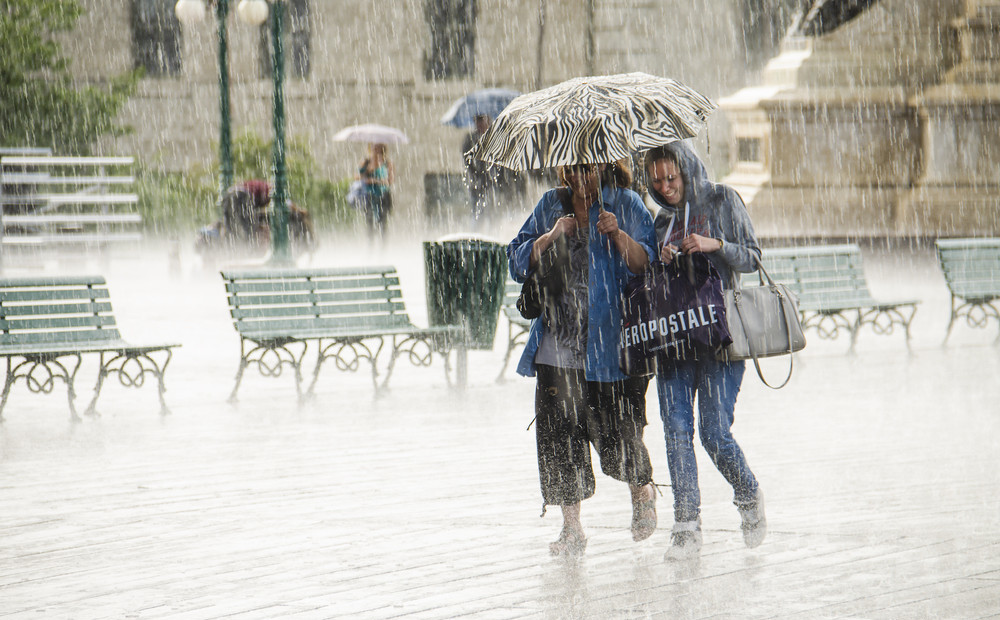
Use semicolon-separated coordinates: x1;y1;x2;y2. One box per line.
556;158;633;189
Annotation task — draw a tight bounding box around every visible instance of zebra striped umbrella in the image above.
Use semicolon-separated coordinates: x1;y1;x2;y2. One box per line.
468;72;715;170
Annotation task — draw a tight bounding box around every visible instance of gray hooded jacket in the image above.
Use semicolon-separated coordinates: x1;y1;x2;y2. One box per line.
646;141;761;289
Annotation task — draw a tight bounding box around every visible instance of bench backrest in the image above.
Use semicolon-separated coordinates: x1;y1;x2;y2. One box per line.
0;276;122;347
0;156;142;250
222;266;416;335
935;238;1000;299
745;244;874;307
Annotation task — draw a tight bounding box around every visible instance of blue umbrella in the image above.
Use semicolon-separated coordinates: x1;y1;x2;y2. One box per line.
440;88;521;129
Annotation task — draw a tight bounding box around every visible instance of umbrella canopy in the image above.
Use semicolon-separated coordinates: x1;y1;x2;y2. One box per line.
332;124;409;145
468;72;715;170
440;88;521;129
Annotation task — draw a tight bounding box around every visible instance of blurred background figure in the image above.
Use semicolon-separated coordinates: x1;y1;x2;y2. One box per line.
195;179;315;263
463;114;498;228
463;114;525;230
357;143;394;241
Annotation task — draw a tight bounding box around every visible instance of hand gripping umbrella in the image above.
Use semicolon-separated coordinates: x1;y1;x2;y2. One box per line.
467;72;715;170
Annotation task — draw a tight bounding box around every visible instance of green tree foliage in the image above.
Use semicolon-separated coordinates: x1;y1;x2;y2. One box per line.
0;0;138;154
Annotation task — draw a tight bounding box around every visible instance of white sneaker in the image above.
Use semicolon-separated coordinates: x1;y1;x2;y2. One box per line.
737;488;767;548
664;519;702;561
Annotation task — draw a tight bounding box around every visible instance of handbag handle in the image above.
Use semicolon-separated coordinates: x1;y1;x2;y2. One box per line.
731;254;797;389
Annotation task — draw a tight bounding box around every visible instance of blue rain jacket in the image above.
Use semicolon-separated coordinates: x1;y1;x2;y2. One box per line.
507;185;656;382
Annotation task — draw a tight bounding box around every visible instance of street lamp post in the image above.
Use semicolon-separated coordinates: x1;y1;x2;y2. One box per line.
175;0;233;204
176;0;292;265
238;0;291;265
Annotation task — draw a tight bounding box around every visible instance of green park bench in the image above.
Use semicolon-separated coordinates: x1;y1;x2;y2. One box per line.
497;277;530;381
222;266;466;402
0;276;179;421
0;155;142;267
935;237;1000;344
745;244;919;352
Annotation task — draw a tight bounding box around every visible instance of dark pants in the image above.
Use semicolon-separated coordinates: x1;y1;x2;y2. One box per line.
534;364;653;506
363;193;390;238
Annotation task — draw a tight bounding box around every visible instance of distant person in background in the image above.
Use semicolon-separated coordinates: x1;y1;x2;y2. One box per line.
463;114;498;227
357;143;394;240
194;179;315;262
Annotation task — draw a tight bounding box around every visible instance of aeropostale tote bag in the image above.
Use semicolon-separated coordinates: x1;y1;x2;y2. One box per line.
619;253;732;376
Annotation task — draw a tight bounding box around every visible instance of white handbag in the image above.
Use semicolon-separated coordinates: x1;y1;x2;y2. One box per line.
719;254;806;389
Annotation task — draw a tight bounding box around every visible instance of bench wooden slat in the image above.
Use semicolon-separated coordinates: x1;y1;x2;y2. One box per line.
1;233;144;245
225;276;401;294
4;194;138;206
1;156;133;166
239;324;463;342
0;288;109;302
6;214;143;224
0;174;135;185
221;265;398;280
0;302;113;317
0;328;123;346
1;315;116;330
0;276;106;287
234;315;414;334
230;301;407;320
228;290;398;307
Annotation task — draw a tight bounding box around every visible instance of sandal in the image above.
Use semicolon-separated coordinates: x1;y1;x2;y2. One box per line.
631;483;657;542
549;526;587;556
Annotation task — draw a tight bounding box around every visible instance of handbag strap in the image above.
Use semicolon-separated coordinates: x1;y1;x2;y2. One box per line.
732;253;797;389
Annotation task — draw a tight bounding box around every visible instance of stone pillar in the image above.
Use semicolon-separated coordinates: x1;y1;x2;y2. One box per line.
719;0;1000;239
901;0;1000;235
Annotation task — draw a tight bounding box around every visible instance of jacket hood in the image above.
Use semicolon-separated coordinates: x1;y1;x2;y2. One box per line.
644;141;716;212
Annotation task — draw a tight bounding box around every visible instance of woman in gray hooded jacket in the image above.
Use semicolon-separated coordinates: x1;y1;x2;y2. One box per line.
643;141;767;560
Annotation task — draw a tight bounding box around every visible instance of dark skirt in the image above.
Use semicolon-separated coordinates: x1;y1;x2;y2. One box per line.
534;364;652;506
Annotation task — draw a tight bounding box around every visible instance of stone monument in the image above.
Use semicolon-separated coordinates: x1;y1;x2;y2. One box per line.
719;0;999;239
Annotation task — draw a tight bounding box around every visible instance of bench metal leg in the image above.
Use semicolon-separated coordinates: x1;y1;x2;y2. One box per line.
858;305;920;354
0;354;82;422
496;319;528;383
847;311;862;355
230;338;307;404
805;311;855;352
454;345;468;389
85;349;175;417
307;339;382;398
229;356;249;404
382;335;436;392
0;358;14;422
942;296;1000;346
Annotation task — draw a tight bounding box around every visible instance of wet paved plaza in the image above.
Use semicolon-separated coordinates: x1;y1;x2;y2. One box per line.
1;238;998;619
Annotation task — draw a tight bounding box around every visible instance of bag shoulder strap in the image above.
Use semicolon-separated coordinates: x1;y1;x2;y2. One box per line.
733;254;797;389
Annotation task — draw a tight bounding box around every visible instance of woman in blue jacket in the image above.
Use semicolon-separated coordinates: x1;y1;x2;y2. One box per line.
508;160;658;556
